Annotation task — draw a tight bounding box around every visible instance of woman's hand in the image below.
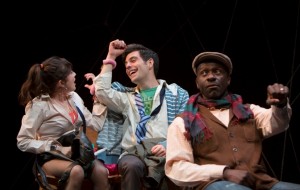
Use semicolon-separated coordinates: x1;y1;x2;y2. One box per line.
60;146;72;158
84;73;96;95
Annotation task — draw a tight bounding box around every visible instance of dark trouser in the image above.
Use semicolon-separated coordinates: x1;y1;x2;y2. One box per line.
118;154;146;190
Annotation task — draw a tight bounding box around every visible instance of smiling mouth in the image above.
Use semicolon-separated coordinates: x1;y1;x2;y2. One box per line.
128;70;137;77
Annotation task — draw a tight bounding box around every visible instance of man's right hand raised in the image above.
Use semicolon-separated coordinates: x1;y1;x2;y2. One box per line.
106;39;127;60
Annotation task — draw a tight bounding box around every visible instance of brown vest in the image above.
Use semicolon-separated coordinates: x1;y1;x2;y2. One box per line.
189;105;278;190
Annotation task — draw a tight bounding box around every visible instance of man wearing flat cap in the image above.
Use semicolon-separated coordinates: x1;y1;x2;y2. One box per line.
165;52;300;189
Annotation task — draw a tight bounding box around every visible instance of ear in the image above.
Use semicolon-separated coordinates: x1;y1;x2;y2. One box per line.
195;79;199;89
147;58;154;69
57;80;65;88
227;76;231;86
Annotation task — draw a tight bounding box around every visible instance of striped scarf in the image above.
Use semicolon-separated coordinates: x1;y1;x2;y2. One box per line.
182;93;253;145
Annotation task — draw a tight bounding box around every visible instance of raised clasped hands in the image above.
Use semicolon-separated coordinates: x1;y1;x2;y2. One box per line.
266;83;289;107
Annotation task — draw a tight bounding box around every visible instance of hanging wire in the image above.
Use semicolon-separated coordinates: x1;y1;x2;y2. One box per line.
288;0;300;98
256;0;286;180
287;0;300;179
92;0;139;67
278;0;300;180
161;0;207;53
222;0;238;52
77;0;140;90
287;0;300;105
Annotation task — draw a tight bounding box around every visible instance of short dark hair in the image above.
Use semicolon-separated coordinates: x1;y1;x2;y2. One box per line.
121;44;159;77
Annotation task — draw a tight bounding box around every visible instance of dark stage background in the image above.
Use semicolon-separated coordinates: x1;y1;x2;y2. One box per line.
12;0;300;189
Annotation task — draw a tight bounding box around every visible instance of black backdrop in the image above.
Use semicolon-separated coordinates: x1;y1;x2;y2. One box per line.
12;0;300;189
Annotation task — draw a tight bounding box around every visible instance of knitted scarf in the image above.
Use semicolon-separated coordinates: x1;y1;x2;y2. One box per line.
182;93;254;145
